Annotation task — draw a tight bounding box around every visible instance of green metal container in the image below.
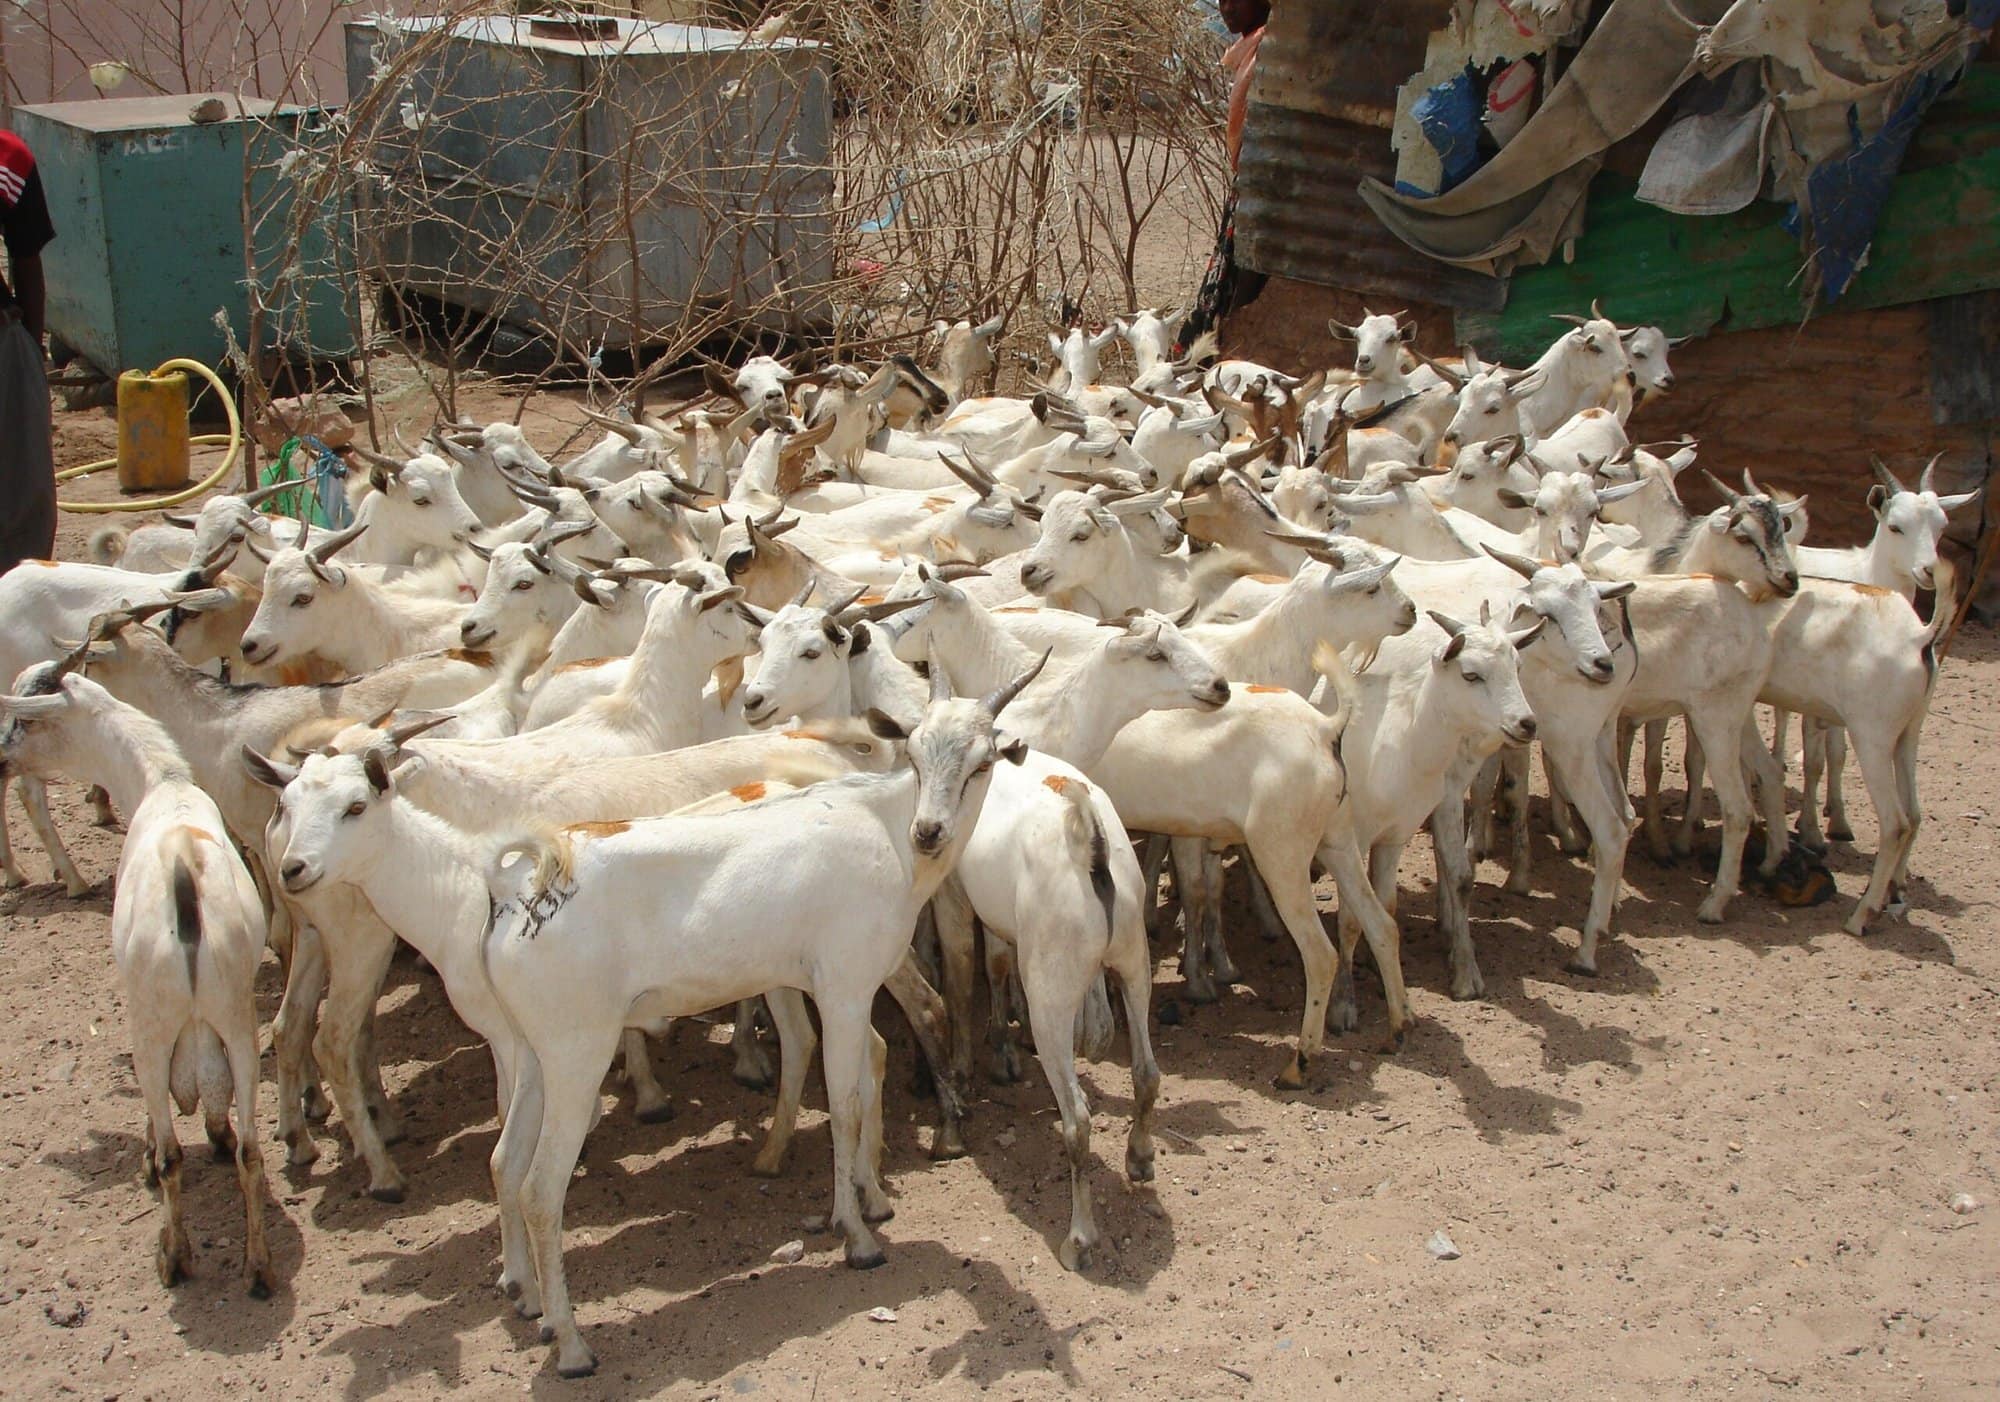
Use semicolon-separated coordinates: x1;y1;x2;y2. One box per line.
12;94;358;378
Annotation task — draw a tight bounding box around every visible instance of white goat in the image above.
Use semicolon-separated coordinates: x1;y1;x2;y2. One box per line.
1;661;272;1297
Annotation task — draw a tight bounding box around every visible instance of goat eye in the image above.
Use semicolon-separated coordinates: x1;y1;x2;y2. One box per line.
802;647;822;660
1366;586;1380;596
411;496;432;507
1071;529;1091;542
344;800;366;818
1534;505;1548;515
513;578;534;590
1146;649;1166;662
1887;524;1903;534
291;594;312;608
1484;405;1499;415
1463;671;1485;685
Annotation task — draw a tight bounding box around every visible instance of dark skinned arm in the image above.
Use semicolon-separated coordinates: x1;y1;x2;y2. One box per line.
13;254;43;345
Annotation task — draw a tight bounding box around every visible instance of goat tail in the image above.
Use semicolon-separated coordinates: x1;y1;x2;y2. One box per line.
1181;328;1220;368
1310;639;1358;748
87;525;130;567
486;830;573;911
1927;556;1958;650
1049;774;1117;942
168;840;203;995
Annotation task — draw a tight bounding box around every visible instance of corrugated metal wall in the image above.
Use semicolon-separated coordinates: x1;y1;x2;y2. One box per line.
1233;0;1505;312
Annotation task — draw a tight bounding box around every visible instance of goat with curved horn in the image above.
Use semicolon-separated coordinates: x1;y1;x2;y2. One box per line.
580;406;646;445
980;647;1051;717
1701;469;1743;505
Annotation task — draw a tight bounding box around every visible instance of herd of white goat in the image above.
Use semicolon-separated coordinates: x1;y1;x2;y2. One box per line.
0;300;1976;1377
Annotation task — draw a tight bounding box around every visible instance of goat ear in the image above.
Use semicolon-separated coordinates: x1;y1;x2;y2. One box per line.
998;735;1029;766
1594;579;1637;601
1867;483;1889;516
864;707;907;741
1496;487;1533;510
1436;631;1467;664
363;748;393;794
241;745;299;790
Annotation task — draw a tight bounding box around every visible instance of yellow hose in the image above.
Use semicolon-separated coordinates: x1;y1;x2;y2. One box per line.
56;357;245;513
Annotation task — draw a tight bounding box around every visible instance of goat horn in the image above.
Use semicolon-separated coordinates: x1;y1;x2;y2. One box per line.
1225;435;1282;470
1869;454;1907;494
1920;452;1944;495
238;476;306;508
384;710;453;748
1411;347;1466;391
1591;298;1607;321
980;647;1050;718
307;519;369;563
823;582;868;617
350;445;404;473
1481;543;1542;580
790;578;818;609
1550;313;1589;327
926;641;955;704
1700;469;1743;505
392;425;419;459
580;406;645;445
934;562;988;582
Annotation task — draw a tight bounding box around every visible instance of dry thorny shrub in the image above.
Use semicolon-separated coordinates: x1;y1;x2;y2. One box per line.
7;0;1229;447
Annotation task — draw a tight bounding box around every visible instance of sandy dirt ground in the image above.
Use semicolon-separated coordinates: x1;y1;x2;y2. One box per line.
1;390;1996;1400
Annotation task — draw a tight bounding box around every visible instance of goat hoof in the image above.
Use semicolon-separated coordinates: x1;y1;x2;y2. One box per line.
1058;1236;1094;1273
861;1200;896;1226
929;1125;969;1163
1272;1051;1307;1090
987;1045;1023;1085
2;870;25;890
1564;958;1599;979
207;1126;238;1162
556;1352;599;1381
1827;821;1854;842
1503;873;1532;896
731;1068;774;1092
302;1087;332;1123
63;879;92;899
845;1245;888;1271
1379;1027;1408;1056
246;1269;274;1301
514;1294;544;1321
1182;976;1219;1006
1696;903;1726;926
368;1182;407;1205
1449;976;1485;1002
1125;1150;1156;1184
635;1101;676;1125
156;1241;190;1289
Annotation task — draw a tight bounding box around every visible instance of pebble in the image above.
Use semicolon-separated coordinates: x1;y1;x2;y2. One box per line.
44;1299;87;1328
1426;1229;1461;1261
867;1306;898;1324
1949;1192;1980;1216
994;1129;1017;1149
769;1239;805;1264
1347;1060;1363;1073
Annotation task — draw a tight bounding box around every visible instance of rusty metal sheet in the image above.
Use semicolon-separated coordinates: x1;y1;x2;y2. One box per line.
1234;0;1505;312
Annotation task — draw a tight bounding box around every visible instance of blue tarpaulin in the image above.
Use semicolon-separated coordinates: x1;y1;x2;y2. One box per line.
1410;66;1485;196
1804;62;1958;300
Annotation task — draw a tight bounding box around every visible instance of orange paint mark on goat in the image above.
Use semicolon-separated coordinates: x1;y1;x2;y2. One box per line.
446;648;496;667
23;558;58;568
1247;684;1288;694
1848;582;1892;597
730;781;767;802
995;606;1037;614
566;820;630;839
177;825;217;846
554;656;617;674
278;663;315;686
921;497;951;514
1042;775;1077;796
1249;572;1287;584
782;729;816;740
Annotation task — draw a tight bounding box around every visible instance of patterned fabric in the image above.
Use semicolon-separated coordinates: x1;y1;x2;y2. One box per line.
0;131;53;305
